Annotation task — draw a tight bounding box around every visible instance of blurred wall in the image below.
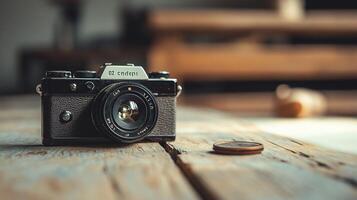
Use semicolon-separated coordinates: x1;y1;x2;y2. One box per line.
0;0;58;93
0;0;120;94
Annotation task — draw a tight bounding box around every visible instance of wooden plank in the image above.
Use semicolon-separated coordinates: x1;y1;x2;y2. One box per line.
163;107;357;200
149;44;357;80
0;96;198;200
149;10;357;36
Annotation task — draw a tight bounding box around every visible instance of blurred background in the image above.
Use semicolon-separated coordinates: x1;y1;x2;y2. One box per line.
1;0;357;152
1;0;357;112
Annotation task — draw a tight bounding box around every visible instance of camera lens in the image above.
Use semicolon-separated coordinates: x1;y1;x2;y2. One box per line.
92;82;158;143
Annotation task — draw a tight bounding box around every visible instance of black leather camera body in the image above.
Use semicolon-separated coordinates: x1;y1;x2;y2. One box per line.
37;63;180;145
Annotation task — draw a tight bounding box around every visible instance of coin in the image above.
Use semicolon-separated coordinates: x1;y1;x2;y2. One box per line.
213;141;264;155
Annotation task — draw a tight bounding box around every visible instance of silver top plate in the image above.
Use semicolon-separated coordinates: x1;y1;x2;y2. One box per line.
100;63;149;80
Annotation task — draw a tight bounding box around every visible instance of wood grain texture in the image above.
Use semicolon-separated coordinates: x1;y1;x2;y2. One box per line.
0;96;198;200
163;107;357;200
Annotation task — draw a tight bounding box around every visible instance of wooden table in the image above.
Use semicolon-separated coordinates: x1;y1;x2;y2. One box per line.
0;96;357;200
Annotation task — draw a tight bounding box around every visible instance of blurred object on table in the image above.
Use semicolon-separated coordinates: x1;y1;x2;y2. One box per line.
274;84;327;118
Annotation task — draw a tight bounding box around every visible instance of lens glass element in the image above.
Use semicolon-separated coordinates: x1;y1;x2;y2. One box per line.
118;101;139;121
112;93;147;131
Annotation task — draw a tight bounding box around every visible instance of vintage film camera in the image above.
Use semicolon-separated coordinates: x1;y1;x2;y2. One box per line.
37;63;181;145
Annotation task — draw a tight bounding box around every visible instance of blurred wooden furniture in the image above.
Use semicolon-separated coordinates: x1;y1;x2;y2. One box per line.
0;95;357;199
148;10;357;82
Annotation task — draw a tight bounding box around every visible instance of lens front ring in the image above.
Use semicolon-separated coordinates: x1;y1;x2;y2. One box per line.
92;82;158;143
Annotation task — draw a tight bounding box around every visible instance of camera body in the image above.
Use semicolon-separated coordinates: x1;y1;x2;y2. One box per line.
39;63;179;145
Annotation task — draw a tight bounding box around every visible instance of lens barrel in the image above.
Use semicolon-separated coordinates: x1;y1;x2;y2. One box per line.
92;82;158;143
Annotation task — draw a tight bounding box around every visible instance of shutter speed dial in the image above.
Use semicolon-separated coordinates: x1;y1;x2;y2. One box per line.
74;71;97;78
46;71;72;78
